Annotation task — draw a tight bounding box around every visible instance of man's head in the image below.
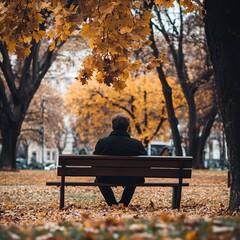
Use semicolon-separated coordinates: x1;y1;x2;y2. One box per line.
111;113;130;132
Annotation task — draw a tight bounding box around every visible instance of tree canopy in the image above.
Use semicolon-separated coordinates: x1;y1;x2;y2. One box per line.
0;0;202;90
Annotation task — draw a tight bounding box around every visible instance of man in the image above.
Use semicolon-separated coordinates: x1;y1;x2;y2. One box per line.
93;113;147;207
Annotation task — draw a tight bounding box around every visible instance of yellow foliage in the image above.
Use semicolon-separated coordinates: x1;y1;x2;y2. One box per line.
0;0;202;81
65;73;185;149
0;0;82;59
154;0;175;7
21;84;64;148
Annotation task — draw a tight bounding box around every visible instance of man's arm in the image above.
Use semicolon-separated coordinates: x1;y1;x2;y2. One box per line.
93;140;101;155
138;141;147;155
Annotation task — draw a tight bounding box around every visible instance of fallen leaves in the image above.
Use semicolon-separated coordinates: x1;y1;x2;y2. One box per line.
1;215;240;239
0;169;239;239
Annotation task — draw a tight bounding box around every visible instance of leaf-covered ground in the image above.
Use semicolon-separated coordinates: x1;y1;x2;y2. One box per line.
1;170;240;239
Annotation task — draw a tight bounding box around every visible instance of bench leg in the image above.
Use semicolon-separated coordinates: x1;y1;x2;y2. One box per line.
60;165;66;209
172;186;181;209
60;185;65;209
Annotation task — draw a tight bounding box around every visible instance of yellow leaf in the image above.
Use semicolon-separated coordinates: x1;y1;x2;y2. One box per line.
120;70;129;80
48;29;55;39
83;220;92;228
134;2;141;9
49;41;55;51
101;5;114;15
32;31;41;43
35;13;44;24
22;46;32;57
121;26;132;33
38;30;45;37
89;39;95;48
7;41;16;52
80;23;91;38
155;0;175;7
142;10;153;21
39;2;51;9
23;35;32;43
131;60;141;71
60;33;69;41
113;80;127;91
120;236;127;240
185;230;197;240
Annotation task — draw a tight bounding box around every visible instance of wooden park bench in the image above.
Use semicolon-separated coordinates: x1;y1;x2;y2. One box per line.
46;155;193;209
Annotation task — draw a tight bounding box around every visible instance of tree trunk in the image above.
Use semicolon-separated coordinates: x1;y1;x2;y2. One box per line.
149;5;215;162
149;22;182;156
204;0;240;211
159;70;183;156
0;116;21;170
195;108;217;168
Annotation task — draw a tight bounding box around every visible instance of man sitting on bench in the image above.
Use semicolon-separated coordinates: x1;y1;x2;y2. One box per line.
93;113;147;207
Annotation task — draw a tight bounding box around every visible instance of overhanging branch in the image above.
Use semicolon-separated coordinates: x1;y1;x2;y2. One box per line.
0;42;17;98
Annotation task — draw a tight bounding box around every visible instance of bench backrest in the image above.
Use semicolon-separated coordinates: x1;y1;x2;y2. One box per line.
58;155;193;179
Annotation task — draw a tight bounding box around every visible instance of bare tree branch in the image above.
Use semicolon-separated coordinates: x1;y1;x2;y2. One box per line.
0;75;13;120
0;42;17;98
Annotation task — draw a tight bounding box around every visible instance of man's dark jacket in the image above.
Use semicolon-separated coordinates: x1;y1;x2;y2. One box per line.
93;131;147;184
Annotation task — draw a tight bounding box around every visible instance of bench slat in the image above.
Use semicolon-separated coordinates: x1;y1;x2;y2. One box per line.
59;155;192;167
58;159;192;168
59;155;193;161
57;167;192;178
46;181;190;187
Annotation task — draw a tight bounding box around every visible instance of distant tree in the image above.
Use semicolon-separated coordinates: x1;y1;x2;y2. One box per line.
143;2;216;168
0;1;83;169
19;84;65;161
65;74;185;149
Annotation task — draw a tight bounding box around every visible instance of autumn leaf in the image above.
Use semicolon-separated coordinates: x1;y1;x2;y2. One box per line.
134;2;141;9
49;41;56;51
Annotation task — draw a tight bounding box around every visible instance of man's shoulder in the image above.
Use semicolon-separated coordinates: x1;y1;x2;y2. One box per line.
97;135;113;144
97;134;143;145
129;137;143;144
98;135;112;141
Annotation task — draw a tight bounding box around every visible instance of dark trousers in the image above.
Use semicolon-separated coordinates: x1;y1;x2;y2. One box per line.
95;176;144;206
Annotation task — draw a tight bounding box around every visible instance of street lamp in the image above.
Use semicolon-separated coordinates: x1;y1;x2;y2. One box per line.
41;99;45;167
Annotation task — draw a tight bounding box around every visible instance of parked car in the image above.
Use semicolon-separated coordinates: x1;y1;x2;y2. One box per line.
44;163;56;170
29;161;44;170
78;147;89;155
16;158;29;169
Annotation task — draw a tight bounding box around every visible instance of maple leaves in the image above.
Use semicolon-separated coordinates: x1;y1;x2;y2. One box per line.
0;0;46;58
0;0;81;59
76;0;202;90
0;0;203;87
77;0;152;90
